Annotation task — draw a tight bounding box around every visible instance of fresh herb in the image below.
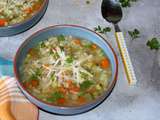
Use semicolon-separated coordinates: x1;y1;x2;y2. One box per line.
146;38;160;50
119;0;137;7
40;41;45;48
51;73;55;81
80;80;94;91
35;68;42;76
57;35;65;42
128;28;140;40
47;92;64;102
50;49;59;59
94;25;111;34
84;43;92;48
29;68;42;80
66;56;74;63
86;0;90;4
29;74;38;80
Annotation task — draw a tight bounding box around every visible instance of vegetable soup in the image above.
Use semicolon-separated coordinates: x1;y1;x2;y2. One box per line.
0;0;43;26
20;35;112;106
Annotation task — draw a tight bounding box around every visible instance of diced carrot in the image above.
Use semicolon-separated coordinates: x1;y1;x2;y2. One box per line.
58;87;67;94
74;39;81;45
0;19;7;26
67;80;73;86
57;98;66;104
100;58;110;69
70;86;80;93
33;3;41;11
31;80;39;87
78;96;86;104
67;80;80;93
92;44;97;49
24;7;33;14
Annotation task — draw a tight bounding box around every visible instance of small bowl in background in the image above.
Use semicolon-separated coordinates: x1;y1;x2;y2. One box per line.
0;0;49;37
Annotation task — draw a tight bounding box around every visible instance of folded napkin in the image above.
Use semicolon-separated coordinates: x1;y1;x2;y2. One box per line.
0;57;39;120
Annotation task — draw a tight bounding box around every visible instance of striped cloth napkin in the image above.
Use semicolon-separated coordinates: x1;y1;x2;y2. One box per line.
0;57;39;120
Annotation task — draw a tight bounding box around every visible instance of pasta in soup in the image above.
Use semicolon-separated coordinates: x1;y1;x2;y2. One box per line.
21;35;112;106
0;0;43;26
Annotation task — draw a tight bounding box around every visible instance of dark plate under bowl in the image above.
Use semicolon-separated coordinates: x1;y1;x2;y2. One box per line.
0;0;49;37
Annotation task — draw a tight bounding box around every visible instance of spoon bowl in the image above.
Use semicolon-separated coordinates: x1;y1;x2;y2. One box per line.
101;0;122;24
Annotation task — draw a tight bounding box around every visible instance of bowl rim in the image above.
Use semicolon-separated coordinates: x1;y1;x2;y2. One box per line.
0;0;48;29
14;24;118;110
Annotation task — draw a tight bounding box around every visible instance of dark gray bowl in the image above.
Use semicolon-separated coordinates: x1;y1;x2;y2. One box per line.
14;25;118;115
0;0;49;37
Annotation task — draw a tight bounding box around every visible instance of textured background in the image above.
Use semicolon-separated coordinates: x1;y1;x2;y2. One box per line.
0;0;160;120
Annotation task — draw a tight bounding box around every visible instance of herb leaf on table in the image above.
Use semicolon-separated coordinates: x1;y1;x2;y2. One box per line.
119;0;137;7
146;38;160;50
128;29;140;40
94;25;111;34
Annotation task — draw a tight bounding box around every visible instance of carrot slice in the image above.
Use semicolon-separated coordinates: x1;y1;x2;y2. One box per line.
70;86;80;93
58;87;67;94
78;96;86;104
33;3;41;11
24;7;33;14
74;39;81;45
92;44;97;49
0;19;7;26
66;80;73;87
31;80;39;87
100;58;110;69
57;98;66;104
67;80;80;93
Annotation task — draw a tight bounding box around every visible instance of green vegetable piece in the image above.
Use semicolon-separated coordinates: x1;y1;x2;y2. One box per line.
147;38;160;50
128;28;140;40
84;93;93;101
80;80;94;91
66;56;74;63
51;73;55;81
47;91;64;102
29;68;42;80
29;74;38;80
57;35;65;42
35;68;42;76
84;43;92;48
94;25;111;34
40;41;45;48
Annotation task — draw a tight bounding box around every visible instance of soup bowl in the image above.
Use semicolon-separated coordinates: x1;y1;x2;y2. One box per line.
14;25;118;115
0;0;49;37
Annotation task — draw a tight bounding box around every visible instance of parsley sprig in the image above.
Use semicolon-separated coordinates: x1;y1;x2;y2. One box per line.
128;29;140;40
94;25;111;34
119;0;137;7
147;38;160;50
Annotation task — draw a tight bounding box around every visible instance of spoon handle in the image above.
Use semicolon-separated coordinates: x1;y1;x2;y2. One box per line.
115;32;137;85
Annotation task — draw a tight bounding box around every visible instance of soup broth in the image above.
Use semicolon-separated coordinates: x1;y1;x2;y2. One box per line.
0;0;44;26
21;35;112;106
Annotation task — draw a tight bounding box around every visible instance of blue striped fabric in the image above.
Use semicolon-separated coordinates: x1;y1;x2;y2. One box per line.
0;57;13;77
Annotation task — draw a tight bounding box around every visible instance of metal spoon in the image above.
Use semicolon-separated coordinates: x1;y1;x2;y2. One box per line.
101;0;137;85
